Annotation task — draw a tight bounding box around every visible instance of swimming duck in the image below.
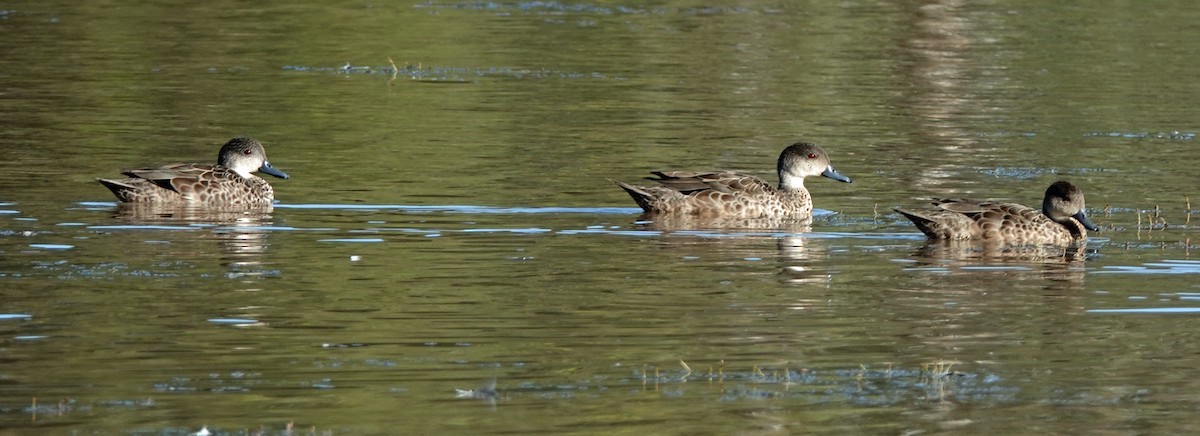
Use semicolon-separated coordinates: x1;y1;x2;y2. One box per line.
97;137;288;207
894;180;1099;245
614;142;852;220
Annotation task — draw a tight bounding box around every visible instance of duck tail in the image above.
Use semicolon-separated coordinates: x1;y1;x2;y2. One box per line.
613;180;655;213
96;178;136;202
893;207;938;238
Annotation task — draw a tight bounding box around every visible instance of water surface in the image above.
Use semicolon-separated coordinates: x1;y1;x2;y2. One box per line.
3;1;1200;434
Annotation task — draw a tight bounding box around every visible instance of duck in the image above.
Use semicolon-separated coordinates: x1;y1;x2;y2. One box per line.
97;137;288;207
614;142;852;221
894;180;1099;245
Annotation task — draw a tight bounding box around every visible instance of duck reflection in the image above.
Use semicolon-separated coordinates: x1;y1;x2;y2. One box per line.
910;240;1090;263
631;213;814;233
110;203;277;271
902;240;1090;293
627;222;835;286
777;235;832;285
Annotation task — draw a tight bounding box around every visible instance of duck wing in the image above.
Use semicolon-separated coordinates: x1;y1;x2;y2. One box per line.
121;164;219;192
648;171;774;195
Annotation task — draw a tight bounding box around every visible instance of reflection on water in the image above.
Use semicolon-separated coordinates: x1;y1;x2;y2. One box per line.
4;0;1200;433
640;232;833;286
900;241;1089;295
2;199;1200;433
777;235;834;285
107;203;274;225
908;239;1092;263
629;213;814;232
897;238;1093;297
895;0;1007;195
102;203;280;275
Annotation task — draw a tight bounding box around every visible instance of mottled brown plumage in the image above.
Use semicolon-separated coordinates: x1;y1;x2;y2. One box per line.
894;181;1100;245
614;142;852;222
97;137;289;207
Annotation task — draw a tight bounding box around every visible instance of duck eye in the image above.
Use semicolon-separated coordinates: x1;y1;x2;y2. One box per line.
243;149;252;155
807;153;817;159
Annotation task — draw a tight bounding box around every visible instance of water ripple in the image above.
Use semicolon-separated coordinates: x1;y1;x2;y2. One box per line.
275;203;640;215
282;63;620;82
414;2;763;16
1084;131;1195;141
1093;260;1200;275
1087;308;1200;314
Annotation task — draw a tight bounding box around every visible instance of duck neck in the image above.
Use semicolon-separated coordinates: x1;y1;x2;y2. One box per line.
778;173;805;191
1043;200;1084;240
1063;218;1087;240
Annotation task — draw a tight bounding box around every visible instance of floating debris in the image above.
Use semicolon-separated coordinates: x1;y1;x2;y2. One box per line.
282;62;619;82
455;378;499;400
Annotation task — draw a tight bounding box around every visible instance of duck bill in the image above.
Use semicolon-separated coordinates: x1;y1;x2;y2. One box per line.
821;166;852;183
258;161;290;179
1073;211;1099;231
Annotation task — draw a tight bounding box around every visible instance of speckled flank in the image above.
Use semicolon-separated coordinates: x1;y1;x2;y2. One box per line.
614;142;852;222
97;137;287;207
894;181;1099;245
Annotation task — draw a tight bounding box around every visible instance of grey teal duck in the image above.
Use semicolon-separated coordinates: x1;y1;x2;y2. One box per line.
894;180;1099;245
97;137;289;207
614;142;852;220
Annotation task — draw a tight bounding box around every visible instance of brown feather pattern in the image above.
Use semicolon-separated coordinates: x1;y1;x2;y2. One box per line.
614;142;852;223
96;137;287;207
894;181;1098;245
